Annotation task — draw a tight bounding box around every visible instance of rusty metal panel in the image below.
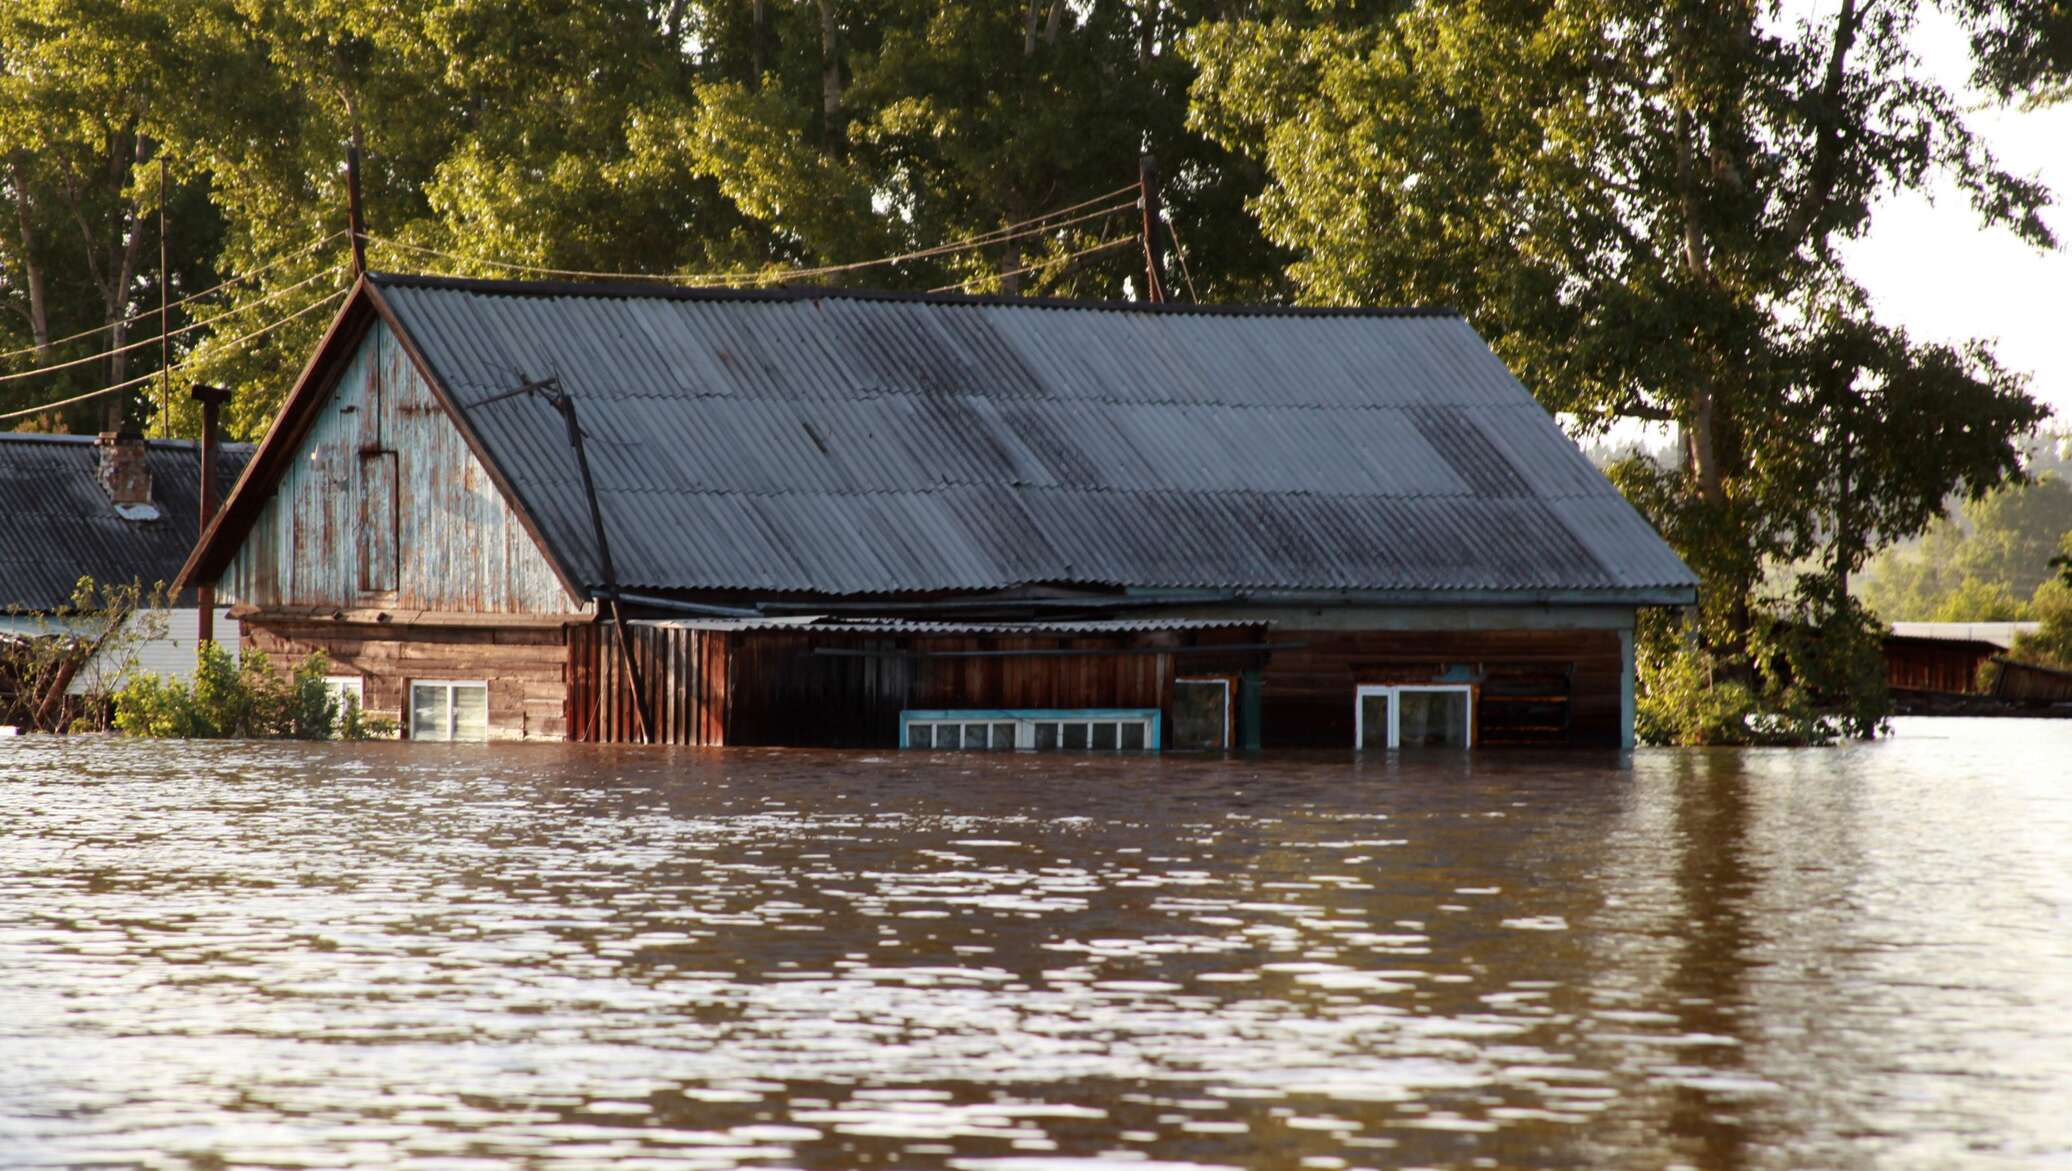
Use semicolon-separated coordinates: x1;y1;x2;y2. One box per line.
220;320;575;613
371;277;1698;601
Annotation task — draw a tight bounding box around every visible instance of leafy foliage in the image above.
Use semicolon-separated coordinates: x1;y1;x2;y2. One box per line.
1188;0;2055;737
113;644;393;740
1857;475;2072;620
0;576;168;732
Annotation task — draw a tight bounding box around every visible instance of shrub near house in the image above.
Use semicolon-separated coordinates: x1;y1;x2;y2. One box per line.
114;644;392;740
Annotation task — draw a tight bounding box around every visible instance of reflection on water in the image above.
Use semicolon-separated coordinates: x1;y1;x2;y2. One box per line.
2;719;2068;1170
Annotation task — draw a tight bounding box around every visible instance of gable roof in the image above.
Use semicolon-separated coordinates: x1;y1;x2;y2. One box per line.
183;274;1697;605
1;434;252;611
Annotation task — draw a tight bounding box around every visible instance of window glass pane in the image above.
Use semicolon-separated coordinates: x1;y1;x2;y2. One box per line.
1397;690;1469;748
1358;692;1390;750
1034;722;1059;750
1091;722;1118;750
1119;722;1145;751
938;724;962;750
411;684;450;742
1171;680;1228;750
993;723;1017;750
909;723;933;749
452;684;490;742
1062;723;1088;750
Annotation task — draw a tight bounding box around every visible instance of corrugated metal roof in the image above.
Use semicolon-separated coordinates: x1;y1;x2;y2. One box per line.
1887;621;2040;649
0;435;253;611
371;275;1697;600
636;615;1263;635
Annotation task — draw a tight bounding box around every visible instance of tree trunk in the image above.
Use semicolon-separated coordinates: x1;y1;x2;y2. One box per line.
751;0;766;84
8;162;51;355
814;0;843;153
99;136;150;431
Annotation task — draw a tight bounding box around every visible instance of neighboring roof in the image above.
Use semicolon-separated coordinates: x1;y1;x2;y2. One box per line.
1886;621;2041;650
187;274;1699;604
635;615;1264;635
0;434;252;611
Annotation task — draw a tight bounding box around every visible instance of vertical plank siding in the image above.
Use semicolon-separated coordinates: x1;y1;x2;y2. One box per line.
221;320;574;615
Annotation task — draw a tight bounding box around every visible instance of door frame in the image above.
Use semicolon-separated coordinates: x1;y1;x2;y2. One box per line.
1354;683;1476;749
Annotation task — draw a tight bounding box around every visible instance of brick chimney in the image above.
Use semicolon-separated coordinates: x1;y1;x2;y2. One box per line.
97;431;159;520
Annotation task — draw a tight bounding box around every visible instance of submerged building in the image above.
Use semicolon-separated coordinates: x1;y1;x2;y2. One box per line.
1;432;251;703
176;274;1696;749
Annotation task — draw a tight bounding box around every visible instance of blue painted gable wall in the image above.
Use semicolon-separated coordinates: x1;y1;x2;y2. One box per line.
220;320;578;614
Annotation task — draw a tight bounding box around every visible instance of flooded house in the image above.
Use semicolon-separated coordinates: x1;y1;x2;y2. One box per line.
174;274;1697;749
1;431;251;718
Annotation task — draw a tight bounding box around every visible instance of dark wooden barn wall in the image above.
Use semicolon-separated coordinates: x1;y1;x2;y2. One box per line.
1258;628;1625;748
572;624;1616;749
242;620;571;739
1882;639;1995;695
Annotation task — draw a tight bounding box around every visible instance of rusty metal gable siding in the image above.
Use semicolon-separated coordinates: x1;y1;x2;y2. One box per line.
219;320;575;613
375;278;1698;598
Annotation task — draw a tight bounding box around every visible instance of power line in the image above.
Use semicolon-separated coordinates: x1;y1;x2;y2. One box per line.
927;235;1140;294
0;231;346;365
366;189;1141;287
0;265;348;386
0;287;348;425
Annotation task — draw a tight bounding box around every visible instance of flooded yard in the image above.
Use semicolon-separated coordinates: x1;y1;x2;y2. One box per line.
2;719;2068;1170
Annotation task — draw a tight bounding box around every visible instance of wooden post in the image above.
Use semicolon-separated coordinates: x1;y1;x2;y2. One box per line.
1138;154;1169;305
190;383;233;647
346;139;368;276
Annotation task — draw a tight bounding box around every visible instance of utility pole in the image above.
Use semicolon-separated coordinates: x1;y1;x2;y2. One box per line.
1138;154;1169;305
472;375;655;744
158;155;170;437
190;383;233;648
346;137;368;277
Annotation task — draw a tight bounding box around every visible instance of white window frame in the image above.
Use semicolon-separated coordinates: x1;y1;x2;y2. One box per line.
901;708;1161;752
323;675;364;709
1172;676;1233;750
1354;684;1475;749
410;679;489;742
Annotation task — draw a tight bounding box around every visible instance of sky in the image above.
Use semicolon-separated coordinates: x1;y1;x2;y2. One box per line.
1838;10;2072;429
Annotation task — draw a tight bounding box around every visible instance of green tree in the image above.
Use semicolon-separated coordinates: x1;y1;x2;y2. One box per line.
1857;474;2072;619
1188;0;2053;734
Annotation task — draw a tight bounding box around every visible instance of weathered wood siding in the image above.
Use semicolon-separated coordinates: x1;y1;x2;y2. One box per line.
1259;629;1623;748
242;620;570;740
1883;638;1996;695
220;320;574;614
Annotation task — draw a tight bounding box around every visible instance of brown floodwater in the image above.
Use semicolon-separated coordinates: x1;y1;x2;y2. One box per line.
2;718;2068;1171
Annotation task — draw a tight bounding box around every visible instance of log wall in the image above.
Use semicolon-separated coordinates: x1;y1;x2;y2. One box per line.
241;619;571;740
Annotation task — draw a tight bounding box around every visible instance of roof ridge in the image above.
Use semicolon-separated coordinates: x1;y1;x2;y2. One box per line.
370;270;1461;319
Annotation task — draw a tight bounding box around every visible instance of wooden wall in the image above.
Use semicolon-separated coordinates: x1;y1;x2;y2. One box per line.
1258;628;1624;748
243;619;571;740
221;320;575;615
1883;638;1995;695
576;623;1632;749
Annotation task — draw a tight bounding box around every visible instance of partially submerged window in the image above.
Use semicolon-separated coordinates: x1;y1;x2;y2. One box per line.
1355;684;1473;750
411;680;488;742
1171;677;1232;750
902;709;1159;752
324;675;364;711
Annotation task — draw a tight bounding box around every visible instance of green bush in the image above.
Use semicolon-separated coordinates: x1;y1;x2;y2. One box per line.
114;646;394;740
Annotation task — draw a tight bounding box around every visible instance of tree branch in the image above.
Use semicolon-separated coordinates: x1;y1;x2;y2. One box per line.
1782;0;1868;247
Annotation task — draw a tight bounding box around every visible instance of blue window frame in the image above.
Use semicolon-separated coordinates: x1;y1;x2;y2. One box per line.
901;708;1162;752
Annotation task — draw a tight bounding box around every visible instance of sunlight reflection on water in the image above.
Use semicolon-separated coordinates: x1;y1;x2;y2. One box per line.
1;718;2068;1170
